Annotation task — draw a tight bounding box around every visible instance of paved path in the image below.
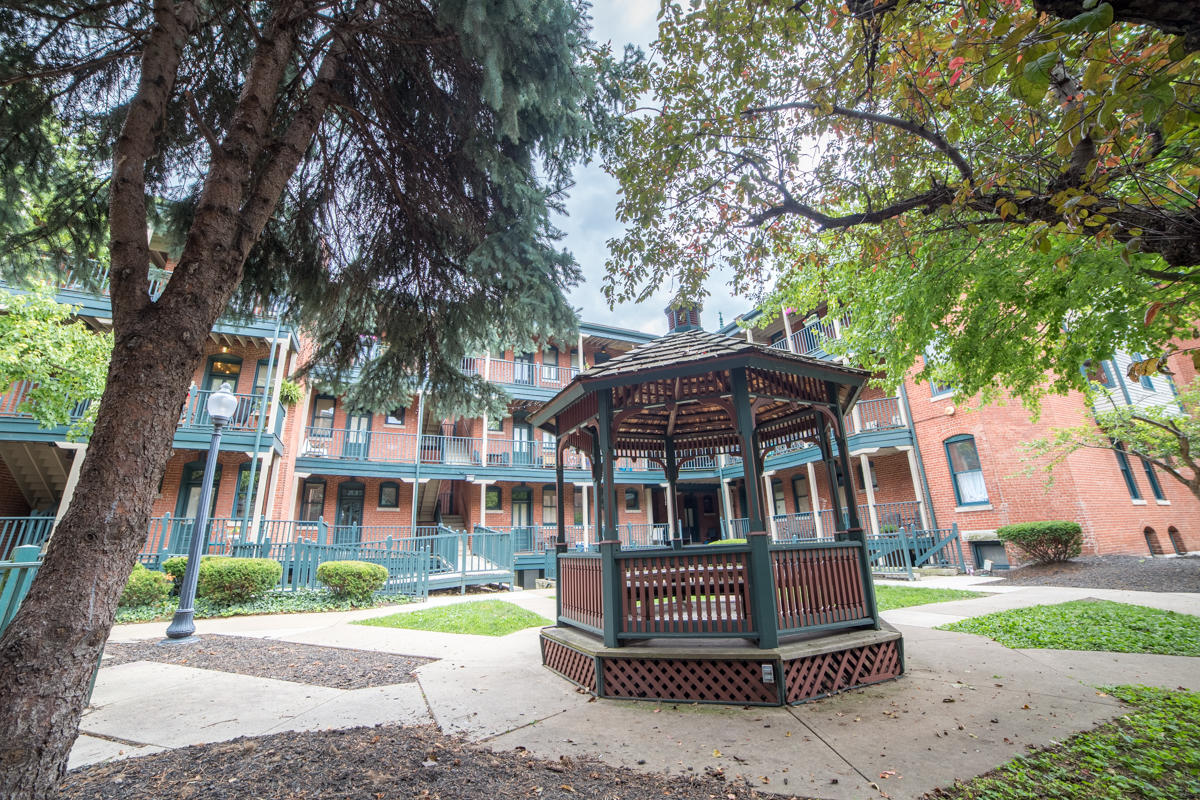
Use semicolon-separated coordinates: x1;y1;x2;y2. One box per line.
75;584;1200;799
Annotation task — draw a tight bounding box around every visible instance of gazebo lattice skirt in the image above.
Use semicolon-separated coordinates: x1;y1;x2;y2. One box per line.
540;624;903;706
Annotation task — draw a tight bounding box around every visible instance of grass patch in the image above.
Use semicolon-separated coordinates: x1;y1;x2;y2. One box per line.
355;600;551;636
114;590;405;624
873;584;984;611
938;600;1200;656
930;685;1200;799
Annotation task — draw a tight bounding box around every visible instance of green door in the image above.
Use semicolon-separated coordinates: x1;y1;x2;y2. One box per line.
335;481;364;544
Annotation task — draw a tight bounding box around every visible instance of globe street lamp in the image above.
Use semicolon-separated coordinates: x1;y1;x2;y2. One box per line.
164;382;238;642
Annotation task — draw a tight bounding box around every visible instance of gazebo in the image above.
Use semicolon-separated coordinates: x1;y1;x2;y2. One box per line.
527;324;903;705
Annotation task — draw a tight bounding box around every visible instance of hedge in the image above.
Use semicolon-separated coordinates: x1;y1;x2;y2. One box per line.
997;521;1083;564
317;560;389;602
195;558;283;606
119;564;172;608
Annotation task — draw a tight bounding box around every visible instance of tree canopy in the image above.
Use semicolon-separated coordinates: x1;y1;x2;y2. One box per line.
3;0;629;419
606;0;1200;405
0;288;111;437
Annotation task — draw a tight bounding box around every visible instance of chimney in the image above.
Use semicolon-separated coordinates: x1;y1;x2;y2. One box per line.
665;297;702;333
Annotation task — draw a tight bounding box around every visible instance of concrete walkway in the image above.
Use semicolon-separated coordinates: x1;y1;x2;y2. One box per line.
74;584;1200;799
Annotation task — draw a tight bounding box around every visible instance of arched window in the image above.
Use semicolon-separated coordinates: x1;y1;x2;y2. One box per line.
1168;527;1186;555
1144;527;1164;555
944;435;988;506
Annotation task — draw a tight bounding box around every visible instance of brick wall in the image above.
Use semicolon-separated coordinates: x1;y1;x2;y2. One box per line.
0;457;31;516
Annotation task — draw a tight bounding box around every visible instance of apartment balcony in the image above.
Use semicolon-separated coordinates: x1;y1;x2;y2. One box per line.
2;262;291;342
0;381;284;453
460;356;579;400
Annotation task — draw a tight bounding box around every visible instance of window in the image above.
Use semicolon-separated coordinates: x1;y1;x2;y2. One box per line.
1140;458;1165;501
379;481;400;509
1112;442;1141;500
1085;359;1115;388
573;485;583;524
542;485;556;524
233;462;260;518
945;435;988;506
541;344;560;382
514;352;535;385
487;415;503;432
385;408;406;426
769;330;785;346
857;459;878;489
485;486;501;511
205;354;242;391
1130;353;1155;390
771;478;786;516
624;488;640;511
924;345;954;398
310;395;336;435
253;359;271;396
792;474;811;513
299;478;326;521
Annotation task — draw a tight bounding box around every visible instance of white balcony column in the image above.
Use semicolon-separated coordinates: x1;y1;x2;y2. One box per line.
576;332;585;371
851;404;863;434
904;447;932;529
660;481;674;541
859;454;880;536
248;451;275;539
895;394;908;427
719;477;734;537
482;349;491;382
761;471;778;540
478;479;491;526
581;483;590;546
263;333;289;447
744;327;753;343
50;442;87;534
780;304;796;353
480;413;490;466
806;461;824;537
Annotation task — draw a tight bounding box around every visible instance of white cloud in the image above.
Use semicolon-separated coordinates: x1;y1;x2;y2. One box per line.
556;0;755;337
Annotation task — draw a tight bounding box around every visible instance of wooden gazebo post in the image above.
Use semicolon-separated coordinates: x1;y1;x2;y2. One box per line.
554;425;566;626
730;367;779;649
596;388;622;648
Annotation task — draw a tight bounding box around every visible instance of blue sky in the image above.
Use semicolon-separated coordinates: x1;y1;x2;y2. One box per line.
555;1;749;336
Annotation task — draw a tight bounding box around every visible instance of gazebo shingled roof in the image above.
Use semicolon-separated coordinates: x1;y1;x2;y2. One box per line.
528;328;871;463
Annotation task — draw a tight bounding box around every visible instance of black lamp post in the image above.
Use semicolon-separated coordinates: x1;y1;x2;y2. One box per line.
164;381;238;642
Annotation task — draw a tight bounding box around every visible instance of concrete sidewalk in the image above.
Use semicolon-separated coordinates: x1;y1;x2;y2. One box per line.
74;584;1200;799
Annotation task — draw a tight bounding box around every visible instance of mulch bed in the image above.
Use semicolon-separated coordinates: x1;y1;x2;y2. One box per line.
58;725;768;800
989;555;1199;593
102;635;435;690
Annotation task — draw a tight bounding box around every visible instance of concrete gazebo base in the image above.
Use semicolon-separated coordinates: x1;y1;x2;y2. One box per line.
541;622;903;706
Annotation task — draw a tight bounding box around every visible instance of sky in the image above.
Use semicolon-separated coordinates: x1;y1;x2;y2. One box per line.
554;0;749;337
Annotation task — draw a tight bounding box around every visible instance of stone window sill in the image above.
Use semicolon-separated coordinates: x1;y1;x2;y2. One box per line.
955;504;992;512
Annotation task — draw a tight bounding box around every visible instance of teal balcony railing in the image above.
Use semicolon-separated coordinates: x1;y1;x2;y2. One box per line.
459;356;579;392
179;388;283;435
852;397;904;432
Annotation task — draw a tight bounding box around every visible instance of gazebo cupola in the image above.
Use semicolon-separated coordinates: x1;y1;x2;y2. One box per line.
528;328;904;706
664;296;702;333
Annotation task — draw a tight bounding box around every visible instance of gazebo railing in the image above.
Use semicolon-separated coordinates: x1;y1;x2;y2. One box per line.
555;536;877;646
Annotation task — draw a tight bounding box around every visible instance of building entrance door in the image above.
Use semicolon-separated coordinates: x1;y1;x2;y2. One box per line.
335;481;364;544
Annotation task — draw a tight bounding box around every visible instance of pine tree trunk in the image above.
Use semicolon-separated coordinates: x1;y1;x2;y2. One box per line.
0;302;216;798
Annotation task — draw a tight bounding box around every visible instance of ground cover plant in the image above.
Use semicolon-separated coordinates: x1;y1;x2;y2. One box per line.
938;600;1200;657
114;590;406;625
874;585;984;611
355;600;551;637
928;685;1200;800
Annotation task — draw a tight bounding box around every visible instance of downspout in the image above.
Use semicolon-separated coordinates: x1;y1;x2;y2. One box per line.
242;311;283;540
411;390;426;530
898;382;938;530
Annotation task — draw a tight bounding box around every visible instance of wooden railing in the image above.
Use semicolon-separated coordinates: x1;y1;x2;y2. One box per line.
618;547;754;638
461;356;580;391
558;554;603;632
772;542;871;634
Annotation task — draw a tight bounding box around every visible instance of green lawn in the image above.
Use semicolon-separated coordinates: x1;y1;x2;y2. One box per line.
354;599;551;636
873;584;984;611
931;686;1200;800
938;600;1200;657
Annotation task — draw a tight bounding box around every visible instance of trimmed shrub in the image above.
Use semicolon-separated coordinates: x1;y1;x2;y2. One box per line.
161;554;223;592
196;557;282;606
317;560;389;602
119;564;172;607
997;521;1083;564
